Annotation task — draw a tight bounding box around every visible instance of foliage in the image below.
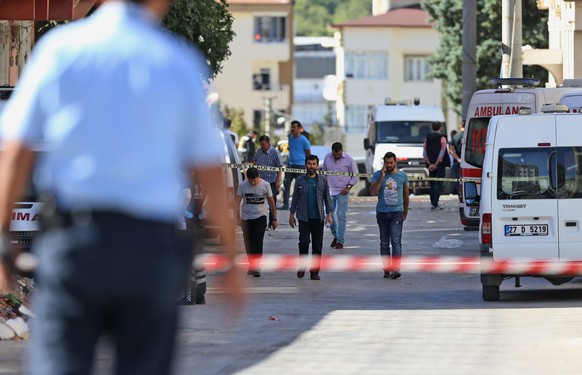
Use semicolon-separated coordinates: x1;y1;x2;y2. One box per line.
295;0;372;36
163;0;235;80
308;123;325;145
422;0;548;115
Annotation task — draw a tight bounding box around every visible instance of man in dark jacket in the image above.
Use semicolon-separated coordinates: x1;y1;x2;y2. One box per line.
288;155;332;280
423;122;450;210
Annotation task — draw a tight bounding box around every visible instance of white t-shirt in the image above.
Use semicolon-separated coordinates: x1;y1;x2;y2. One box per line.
236;179;273;220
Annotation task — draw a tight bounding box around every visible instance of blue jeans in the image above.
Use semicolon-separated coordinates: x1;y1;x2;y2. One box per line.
376;211;404;272
330;193;348;244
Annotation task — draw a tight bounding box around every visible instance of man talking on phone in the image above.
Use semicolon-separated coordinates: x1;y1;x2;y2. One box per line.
369;152;409;279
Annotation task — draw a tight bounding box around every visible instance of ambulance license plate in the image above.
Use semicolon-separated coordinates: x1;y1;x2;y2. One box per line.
505;224;548;236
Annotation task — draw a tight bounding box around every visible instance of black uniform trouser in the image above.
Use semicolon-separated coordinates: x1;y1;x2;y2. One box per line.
31;210;188;375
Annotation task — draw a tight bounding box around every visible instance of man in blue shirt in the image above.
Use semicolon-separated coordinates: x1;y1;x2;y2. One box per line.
0;1;246;374
369;151;409;279
280;120;311;210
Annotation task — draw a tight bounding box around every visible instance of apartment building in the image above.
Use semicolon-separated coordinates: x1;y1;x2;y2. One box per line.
332;2;443;157
211;0;293;135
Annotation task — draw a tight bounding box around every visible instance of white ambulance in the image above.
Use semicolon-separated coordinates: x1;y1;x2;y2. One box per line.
459;78;582;230
0;87;43;253
466;105;582;301
363;98;446;194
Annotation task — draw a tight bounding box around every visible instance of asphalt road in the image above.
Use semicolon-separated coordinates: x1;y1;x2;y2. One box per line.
2;194;582;374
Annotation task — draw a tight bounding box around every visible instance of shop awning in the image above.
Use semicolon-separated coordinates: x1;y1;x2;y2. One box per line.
0;0;102;21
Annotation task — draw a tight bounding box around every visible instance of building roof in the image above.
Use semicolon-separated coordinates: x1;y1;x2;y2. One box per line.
332;6;431;28
226;0;291;4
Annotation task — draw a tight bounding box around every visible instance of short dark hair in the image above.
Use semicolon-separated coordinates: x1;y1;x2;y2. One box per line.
291;120;302;128
246;167;259;179
331;142;343;152
306;154;319;164
432;122;442;132
383;151;396;162
223;118;232;129
259;135;270;143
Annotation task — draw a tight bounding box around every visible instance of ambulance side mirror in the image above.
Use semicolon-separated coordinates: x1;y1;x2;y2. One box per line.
364;138;370;150
464;181;480;206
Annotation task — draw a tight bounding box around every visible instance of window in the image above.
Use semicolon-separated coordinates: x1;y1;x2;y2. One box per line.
464;117;489;168
497;147;582;200
345;51;388;80
375;121;434;144
344;105;368;133
253;68;271;90
404;56;431;82
254;16;287;43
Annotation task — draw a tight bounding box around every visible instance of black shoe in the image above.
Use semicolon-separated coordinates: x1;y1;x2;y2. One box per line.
383;271;391;279
391;271;401;279
278;205;289;210
194;296;206;305
247;270;253;276
297;270;305;279
252;271;261;278
310;272;320;280
330;238;337;248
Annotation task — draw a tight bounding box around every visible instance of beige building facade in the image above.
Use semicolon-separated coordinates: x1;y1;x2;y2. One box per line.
332;4;444;157
211;0;293;134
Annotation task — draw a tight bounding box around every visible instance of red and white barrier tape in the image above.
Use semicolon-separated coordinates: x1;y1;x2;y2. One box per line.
197;254;582;276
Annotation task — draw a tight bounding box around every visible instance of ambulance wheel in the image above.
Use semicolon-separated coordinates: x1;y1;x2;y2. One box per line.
482;285;500;301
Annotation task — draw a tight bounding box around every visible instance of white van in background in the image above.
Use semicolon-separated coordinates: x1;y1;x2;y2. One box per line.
459;78;582;230
466;104;582;301
363;98;446;194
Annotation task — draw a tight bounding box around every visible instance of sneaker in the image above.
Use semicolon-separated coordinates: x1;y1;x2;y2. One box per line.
335;243;344;249
278;205;289;210
297;270;305;279
252;271;261;278
310;272;320;280
330;238;337;248
391;271;402;279
247;270;253;276
431;205;444;210
383;271;391;279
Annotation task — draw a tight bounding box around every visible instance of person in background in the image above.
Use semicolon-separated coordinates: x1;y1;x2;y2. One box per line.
253;135;283;229
450;120;465;196
423;121;450;210
322;142;358;249
280;120;311;210
369;152;409;279
223;118;239;147
0;1;246;374
243;130;258;163
235;167;277;277
289;155;332;280
297;121;310;140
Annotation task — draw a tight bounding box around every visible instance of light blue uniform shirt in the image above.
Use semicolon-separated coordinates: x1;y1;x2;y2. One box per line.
0;3;223;222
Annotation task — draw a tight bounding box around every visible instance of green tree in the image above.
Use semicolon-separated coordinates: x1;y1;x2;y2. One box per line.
164;0;234;80
295;0;372;36
422;0;548;114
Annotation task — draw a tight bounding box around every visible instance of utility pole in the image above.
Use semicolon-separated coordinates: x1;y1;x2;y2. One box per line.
501;0;523;78
263;97;274;137
462;0;477;121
